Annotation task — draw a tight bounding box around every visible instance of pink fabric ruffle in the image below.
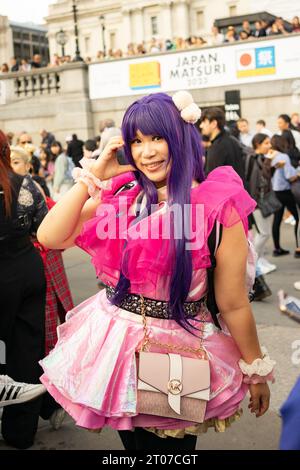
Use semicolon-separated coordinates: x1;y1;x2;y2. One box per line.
40;289;248;431
75;166;256;300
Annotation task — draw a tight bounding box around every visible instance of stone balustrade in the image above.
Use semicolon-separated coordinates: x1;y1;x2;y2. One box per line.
0;62;94;143
13;70;60;97
0;36;299;143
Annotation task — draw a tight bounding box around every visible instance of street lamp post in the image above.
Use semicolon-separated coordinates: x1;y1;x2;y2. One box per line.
99;15;106;57
72;0;83;61
55;29;68;57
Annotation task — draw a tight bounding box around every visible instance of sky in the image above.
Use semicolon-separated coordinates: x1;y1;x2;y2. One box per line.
0;0;297;26
0;1;297;26
0;0;53;24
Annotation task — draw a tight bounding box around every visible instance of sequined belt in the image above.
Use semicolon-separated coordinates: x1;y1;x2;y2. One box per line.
105;286;204;319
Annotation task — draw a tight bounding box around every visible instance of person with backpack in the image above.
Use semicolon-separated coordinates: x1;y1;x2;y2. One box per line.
37;92;274;451
51;141;74;201
246;134;277;275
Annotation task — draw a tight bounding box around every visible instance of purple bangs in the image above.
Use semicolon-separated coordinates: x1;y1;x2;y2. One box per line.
121;93;205;183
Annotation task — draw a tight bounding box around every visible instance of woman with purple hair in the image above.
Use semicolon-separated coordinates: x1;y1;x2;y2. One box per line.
37;91;274;450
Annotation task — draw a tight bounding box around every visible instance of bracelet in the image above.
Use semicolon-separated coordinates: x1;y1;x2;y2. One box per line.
238;346;276;384
72;157;112;199
242;371;275;385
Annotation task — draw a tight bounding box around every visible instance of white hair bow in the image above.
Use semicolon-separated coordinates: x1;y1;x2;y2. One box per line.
172;90;201;124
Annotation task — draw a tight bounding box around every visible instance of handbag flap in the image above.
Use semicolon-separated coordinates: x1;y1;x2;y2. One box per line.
138;379;210;401
138;351;210;396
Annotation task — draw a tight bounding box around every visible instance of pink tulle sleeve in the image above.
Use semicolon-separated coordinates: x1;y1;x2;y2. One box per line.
121;167;256;298
203;166;256;235
74;166;256;298
75;172;139;285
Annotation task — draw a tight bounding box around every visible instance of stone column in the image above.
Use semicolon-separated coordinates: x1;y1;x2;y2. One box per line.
174;0;190;39
133;7;144;44
121;9;132;48
57;62;94;140
161;1;173;40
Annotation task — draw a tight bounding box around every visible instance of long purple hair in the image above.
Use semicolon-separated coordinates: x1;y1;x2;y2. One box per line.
111;92;205;333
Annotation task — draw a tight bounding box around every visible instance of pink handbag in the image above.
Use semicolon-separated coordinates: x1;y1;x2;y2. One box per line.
137;296;210;423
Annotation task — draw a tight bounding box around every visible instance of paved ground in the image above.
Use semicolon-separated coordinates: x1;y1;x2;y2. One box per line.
1;222;299;450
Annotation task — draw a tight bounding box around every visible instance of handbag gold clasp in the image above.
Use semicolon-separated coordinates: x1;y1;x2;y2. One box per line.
167;379;183;395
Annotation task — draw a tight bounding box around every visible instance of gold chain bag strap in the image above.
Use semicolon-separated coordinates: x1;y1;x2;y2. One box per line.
137;295;210;423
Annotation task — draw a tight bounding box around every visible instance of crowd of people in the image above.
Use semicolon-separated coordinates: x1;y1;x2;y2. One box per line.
4;120;124;204
1;98;300;450
198;110;300;303
5;109;300;299
1;14;300;73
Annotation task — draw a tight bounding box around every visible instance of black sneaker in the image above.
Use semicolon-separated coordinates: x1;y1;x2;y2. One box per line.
273;248;290;257
0;375;46;407
253;276;272;301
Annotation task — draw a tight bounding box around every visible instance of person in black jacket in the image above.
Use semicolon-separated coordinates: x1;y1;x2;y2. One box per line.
40;129;55;151
254;20;267;37
200;107;245;179
282;129;300;169
0;131;60;449
67;133;84;167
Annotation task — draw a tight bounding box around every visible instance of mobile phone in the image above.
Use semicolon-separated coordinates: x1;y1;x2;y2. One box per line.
116;147;127;165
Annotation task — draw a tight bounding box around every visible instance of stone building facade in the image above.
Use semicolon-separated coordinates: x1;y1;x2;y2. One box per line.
0;16;49;66
46;1;298;61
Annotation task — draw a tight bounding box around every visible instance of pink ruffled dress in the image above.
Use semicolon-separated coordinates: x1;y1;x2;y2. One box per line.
39;166;256;437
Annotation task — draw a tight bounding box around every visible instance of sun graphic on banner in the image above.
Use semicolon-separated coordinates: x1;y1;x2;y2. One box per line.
236;46;276;78
240;53;252;67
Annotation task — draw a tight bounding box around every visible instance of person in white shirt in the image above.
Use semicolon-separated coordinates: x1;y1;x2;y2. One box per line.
209;25;225;46
237;118;254;147
256;120;273;138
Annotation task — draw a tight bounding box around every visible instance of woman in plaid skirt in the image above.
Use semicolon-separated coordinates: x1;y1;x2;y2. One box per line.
34;197;74;355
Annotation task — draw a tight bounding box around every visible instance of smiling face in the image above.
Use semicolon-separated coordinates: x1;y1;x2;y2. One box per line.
256;137;271;155
130;130;171;187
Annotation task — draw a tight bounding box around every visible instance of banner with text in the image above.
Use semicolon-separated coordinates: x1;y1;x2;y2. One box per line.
89;35;300;100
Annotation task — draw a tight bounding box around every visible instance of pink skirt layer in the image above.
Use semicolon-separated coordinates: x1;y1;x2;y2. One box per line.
40;289;248;430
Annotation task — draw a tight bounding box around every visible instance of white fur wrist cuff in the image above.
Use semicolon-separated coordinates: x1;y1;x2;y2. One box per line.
238;346;276;377
72;158;112;199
